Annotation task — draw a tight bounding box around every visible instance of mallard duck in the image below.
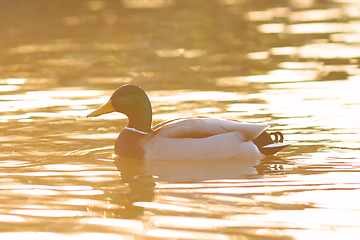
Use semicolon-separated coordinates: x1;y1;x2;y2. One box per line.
87;84;289;160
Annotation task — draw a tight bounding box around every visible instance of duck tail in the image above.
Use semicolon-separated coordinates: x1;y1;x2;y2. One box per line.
252;131;290;155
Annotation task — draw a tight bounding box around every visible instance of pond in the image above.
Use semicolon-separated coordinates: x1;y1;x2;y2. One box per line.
0;0;360;239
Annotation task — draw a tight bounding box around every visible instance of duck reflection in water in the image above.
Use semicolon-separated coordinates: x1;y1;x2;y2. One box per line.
116;156;262;183
110;155;287;219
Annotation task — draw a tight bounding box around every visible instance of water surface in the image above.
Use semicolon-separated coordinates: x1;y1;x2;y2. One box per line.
0;0;360;239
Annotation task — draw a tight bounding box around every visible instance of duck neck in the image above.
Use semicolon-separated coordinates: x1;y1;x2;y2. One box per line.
127;108;152;133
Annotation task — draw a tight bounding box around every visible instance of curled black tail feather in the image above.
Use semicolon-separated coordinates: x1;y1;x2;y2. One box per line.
269;131;284;143
252;131;288;155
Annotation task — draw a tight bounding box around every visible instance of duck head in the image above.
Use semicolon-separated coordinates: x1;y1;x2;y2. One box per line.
87;84;153;132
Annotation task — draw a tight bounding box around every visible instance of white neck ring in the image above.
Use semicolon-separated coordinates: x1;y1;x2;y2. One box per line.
125;127;149;135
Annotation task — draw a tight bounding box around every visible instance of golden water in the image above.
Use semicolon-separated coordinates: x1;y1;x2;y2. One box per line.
0;0;360;239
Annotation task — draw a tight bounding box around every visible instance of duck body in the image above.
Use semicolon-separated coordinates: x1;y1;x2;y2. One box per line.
88;84;289;160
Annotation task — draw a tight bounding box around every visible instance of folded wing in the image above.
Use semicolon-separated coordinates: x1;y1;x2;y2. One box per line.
153;117;269;142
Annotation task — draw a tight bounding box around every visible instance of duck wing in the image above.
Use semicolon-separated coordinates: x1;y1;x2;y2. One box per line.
152;117;269;142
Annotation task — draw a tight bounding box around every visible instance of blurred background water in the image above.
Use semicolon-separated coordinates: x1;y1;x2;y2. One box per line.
0;0;360;239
